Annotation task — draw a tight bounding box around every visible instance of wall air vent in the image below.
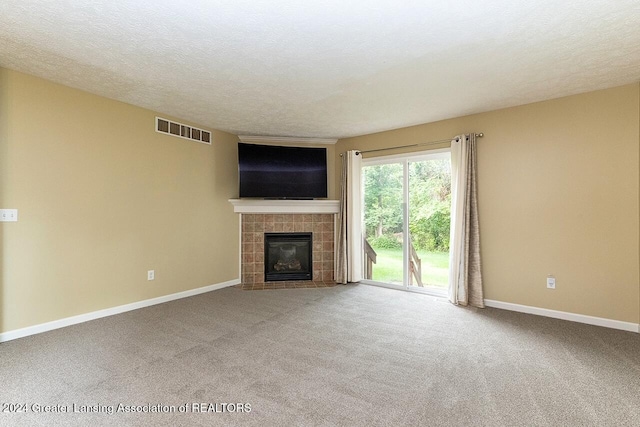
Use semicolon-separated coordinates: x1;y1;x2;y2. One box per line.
155;117;212;145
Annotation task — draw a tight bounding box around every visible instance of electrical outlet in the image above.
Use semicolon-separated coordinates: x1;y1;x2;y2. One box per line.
147;270;155;281
0;209;18;222
546;275;556;289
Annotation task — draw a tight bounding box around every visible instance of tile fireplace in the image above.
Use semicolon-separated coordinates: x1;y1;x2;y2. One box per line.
240;213;334;284
229;199;340;286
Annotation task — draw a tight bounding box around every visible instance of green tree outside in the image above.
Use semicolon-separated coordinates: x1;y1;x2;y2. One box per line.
364;159;451;252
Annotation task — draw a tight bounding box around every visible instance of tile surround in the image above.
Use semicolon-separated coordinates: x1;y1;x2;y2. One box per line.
241;213;335;285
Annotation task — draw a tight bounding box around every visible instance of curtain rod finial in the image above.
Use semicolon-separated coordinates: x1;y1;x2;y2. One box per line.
476;132;484;137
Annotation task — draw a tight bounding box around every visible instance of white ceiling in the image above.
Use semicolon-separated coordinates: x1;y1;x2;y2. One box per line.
1;1;639;139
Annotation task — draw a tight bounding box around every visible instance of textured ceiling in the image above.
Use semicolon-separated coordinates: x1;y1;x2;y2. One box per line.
1;1;639;139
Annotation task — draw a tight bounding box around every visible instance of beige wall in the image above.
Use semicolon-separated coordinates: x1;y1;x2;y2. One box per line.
336;83;640;324
0;68;240;333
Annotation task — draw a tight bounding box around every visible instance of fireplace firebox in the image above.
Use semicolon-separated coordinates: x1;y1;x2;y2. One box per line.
264;232;312;282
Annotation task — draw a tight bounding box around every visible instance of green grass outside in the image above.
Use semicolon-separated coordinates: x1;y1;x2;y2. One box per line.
370;248;449;288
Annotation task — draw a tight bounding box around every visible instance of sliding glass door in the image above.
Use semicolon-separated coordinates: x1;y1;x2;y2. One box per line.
362;150;451;295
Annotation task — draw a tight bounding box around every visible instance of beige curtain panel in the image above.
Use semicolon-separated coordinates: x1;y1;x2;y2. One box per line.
336;151;363;284
448;134;484;307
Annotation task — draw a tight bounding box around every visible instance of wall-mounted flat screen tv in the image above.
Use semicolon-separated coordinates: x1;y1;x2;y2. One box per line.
238;143;328;199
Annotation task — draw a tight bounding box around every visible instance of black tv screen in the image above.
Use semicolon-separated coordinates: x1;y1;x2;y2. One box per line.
238;143;328;199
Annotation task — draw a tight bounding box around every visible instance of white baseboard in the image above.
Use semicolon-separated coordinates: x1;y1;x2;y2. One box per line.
484;299;640;333
0;278;241;343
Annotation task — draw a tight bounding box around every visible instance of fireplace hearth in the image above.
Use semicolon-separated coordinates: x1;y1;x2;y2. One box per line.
264;232;312;282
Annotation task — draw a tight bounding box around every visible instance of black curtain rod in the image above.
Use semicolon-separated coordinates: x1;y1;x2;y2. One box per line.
340;133;483;157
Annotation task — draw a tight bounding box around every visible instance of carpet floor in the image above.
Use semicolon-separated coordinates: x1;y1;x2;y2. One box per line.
1;284;639;426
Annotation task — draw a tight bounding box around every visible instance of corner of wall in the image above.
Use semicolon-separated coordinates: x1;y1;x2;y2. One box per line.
0;67;7;335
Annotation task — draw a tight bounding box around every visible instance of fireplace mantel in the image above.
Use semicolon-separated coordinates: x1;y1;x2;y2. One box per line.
229;199;340;214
